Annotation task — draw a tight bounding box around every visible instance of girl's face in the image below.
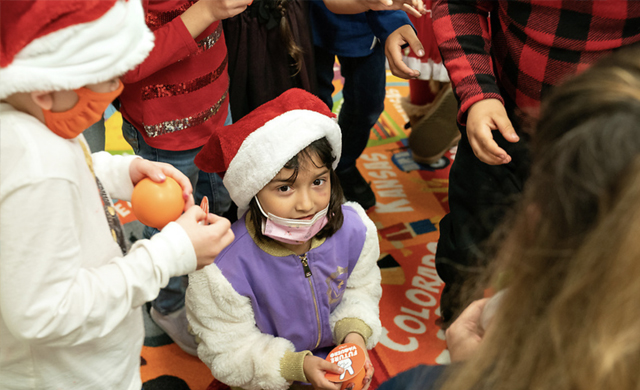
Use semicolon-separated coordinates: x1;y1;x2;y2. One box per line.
256;152;331;221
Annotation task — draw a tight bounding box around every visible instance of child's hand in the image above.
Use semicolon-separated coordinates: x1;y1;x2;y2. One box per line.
366;0;427;17
303;355;343;390
445;298;489;362
180;0;252;39
195;0;253;22
385;24;424;79
129;158;195;210
466;99;519;165
175;206;234;270
343;333;374;390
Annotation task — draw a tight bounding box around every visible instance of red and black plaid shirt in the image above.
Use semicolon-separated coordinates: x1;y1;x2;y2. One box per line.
432;0;640;125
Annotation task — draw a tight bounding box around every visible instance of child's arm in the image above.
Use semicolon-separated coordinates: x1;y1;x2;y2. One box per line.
329;203;383;350
0;178;196;346
90;151;140;201
92;151;195;210
179;0;252;38
0;143;232;346
431;0;518;165
121;0;251;83
323;0;426;17
92;151;234;269
187;265;309;390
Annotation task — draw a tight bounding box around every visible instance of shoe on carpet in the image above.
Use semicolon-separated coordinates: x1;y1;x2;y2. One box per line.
150;306;198;356
401;83;460;165
336;165;376;210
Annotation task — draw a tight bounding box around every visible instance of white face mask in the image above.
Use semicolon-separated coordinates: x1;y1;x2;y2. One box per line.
255;197;330;245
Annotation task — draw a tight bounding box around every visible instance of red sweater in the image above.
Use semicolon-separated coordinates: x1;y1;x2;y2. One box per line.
119;0;229;151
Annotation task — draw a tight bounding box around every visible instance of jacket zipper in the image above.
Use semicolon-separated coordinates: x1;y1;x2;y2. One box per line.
300;253;321;349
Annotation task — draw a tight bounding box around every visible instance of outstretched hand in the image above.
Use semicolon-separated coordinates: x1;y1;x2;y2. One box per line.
445;298;489;362
466;99;520;165
385;24;424;79
129;158;195;210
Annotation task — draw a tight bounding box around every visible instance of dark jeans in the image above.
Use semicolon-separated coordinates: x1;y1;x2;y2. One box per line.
435;124;531;325
314;43;386;172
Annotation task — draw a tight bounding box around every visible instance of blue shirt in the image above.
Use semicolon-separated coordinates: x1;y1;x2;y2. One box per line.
310;0;413;58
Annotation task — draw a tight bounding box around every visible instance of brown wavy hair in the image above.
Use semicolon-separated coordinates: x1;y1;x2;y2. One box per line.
276;0;304;75
441;46;640;390
248;137;344;243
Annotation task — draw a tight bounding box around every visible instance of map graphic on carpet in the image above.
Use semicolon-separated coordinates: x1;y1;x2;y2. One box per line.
106;70;455;390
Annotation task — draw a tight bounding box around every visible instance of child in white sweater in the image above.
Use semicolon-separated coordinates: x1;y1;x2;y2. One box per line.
0;1;233;389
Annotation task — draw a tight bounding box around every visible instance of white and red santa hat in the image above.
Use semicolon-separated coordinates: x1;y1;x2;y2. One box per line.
195;88;342;215
0;0;154;99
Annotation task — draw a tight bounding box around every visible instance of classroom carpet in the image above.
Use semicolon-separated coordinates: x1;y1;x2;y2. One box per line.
106;69;455;390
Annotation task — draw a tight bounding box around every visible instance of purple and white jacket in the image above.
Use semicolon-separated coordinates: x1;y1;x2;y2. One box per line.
186;202;381;390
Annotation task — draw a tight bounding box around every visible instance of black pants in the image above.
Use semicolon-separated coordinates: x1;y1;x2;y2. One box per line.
314;44;386;172
436;123;531;325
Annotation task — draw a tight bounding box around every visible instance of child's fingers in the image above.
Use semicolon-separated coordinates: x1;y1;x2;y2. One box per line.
206;225;234;251
158;164;193;199
183;193;195;210
402;3;423;18
205;216;234;245
363;361;374;385
320;360;344;375
206;213;229;225
206;215;232;234
320;378;343;390
182;205;207;222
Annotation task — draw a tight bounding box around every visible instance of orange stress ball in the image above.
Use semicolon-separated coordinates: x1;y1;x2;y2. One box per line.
131;177;185;229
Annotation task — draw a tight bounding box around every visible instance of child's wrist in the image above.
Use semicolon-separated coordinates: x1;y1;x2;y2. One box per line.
344;332;366;346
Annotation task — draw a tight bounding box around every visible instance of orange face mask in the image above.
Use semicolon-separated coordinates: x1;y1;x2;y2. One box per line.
42;81;124;139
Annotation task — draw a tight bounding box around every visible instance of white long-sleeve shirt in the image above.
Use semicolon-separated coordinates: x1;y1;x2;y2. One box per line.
0;103;196;390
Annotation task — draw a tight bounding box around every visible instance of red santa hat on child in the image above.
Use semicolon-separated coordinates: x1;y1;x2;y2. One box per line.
0;0;155;99
195;88;342;215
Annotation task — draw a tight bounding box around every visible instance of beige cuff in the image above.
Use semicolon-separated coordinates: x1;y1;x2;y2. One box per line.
334;318;373;345
280;350;313;383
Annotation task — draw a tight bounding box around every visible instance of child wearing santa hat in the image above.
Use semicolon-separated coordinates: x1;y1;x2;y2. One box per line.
186;88;382;390
0;1;233;389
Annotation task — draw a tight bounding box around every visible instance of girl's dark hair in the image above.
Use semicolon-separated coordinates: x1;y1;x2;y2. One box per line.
276;0;304;75
248;137;344;243
247;0;304;75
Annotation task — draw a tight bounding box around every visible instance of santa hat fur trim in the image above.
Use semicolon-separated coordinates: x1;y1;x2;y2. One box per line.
195;88;341;214
0;0;154;99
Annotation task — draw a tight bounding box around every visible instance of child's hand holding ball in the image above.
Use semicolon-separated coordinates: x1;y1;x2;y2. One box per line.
128;158;234;270
129;159;194;229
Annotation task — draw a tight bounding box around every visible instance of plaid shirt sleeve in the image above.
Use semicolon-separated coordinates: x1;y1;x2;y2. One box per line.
432;0;500;125
433;1;640;126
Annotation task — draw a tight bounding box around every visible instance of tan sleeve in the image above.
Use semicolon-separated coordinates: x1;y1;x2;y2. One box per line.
334;317;373;345
280;350;313;383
